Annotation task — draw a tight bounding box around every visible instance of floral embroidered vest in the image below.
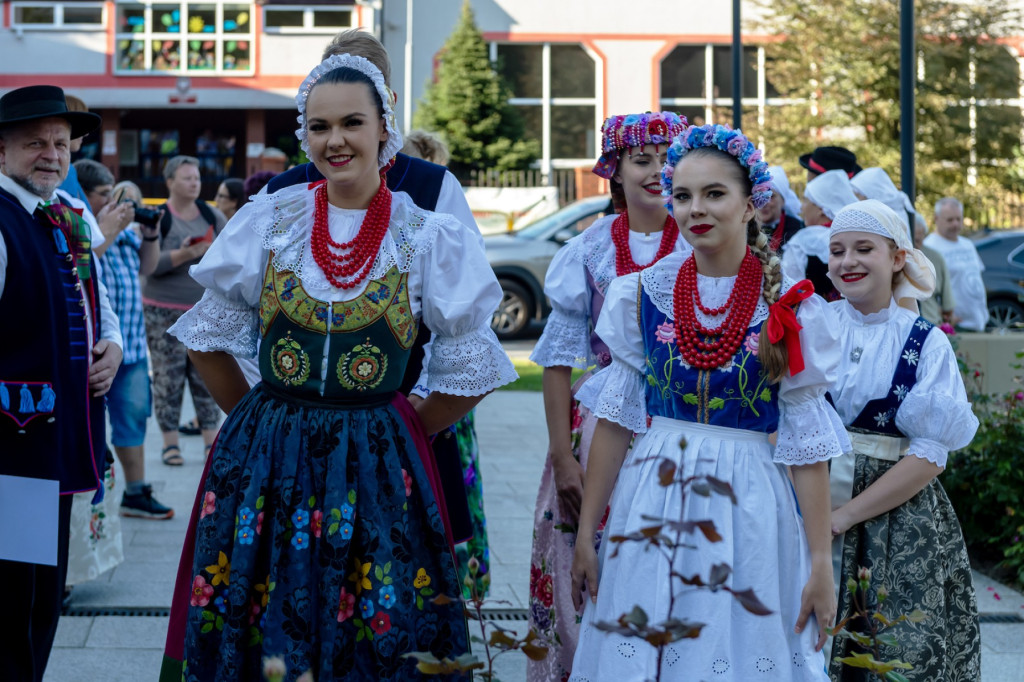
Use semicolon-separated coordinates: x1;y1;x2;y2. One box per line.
257;262;418;400
640;286;780;431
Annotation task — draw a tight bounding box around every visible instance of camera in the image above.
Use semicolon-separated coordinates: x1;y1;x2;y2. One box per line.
121;199;162;228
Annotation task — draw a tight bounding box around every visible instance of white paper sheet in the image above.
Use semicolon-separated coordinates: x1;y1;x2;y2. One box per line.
0;474;59;566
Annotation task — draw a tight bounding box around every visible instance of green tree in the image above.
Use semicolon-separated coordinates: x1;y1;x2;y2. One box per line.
750;0;1021;222
413;0;539;179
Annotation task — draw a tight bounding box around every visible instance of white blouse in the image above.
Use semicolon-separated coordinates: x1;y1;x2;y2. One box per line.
168;184;517;397
828;298;978;467
780;224;831;283
576;251;850;466
530;215;691;369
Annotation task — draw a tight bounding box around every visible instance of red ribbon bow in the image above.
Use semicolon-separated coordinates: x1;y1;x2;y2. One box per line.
766;279;814;376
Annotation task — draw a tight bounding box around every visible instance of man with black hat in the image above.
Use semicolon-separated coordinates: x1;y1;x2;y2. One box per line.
0;84;123;681
799;145;862;182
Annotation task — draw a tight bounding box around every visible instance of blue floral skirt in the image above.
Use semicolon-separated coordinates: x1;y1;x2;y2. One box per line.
179;385;468;681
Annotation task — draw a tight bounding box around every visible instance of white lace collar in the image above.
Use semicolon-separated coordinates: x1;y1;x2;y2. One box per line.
568;214;687;295
246;184;445;292
838;297;900;326
641;252;796;328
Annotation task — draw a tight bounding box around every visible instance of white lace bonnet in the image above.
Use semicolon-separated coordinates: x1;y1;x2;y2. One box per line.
830;199;937;303
294;53;403;168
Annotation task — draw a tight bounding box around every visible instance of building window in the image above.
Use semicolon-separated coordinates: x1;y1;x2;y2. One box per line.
263;6;353;33
115;0;254;75
11;2;105;29
492;42;601;171
659;44;775;126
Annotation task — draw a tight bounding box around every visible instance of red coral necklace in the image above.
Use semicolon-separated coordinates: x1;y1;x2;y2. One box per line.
611;211;679;276
310;176;392;290
673;249;762;370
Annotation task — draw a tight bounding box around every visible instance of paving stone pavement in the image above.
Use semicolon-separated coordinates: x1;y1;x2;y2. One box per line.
43;385;1024;681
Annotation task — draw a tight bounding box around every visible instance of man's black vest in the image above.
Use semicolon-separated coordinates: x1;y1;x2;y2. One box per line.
0;187;106;496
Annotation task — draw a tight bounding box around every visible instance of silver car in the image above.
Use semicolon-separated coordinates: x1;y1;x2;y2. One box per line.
484;194;613;338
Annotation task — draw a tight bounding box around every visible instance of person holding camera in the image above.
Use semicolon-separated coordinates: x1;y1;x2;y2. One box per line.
76;161;176;520
141;155;226;466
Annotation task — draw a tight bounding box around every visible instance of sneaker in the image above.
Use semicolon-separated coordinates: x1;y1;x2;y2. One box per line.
120;485;175;520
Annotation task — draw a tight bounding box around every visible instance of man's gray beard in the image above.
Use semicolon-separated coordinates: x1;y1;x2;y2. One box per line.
10;172;60;200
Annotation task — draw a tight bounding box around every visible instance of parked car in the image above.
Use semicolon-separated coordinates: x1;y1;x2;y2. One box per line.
974;230;1024;330
484;194;613;338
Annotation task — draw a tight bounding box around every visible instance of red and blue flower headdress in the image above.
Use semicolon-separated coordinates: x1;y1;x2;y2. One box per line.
592;111;687;179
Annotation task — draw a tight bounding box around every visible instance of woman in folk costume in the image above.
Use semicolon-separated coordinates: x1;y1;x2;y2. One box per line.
782;169;859;301
824;200;980;681
757;164;805;252
527;111;689;681
159;54;516;681
568;124;850;681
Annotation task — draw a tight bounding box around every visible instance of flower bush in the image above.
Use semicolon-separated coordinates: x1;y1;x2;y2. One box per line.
942;350;1024;587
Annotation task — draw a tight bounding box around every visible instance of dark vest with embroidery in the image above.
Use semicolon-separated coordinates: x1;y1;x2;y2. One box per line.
847;317;932;436
0;187;105;495
640;285;781;431
267;153;447;395
257;262;418;400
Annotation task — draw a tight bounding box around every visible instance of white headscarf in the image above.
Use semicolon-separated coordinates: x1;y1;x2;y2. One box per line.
804;169;860;220
851;167;916;227
830;199;936;305
294;53;403;168
768;165;801;218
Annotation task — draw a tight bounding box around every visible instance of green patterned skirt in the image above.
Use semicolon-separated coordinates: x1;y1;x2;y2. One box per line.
829;453;980;682
453;410;490;599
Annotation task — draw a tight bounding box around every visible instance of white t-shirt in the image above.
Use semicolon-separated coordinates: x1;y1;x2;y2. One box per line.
923;233;987;331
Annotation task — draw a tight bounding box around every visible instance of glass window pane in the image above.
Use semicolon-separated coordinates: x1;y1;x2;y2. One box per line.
187;4;216;34
64;6;104;25
222;4;250;33
152;4;180;33
117;38;146;70
712;45;758;99
497;44;542;99
151;39;181;70
661;45;705;99
551;44;595;98
313;9;351;28
551;105;595;159
223;38;250;70
513;104;542;146
118;4;146;33
264;9;303;27
15;6;55;24
187;38;216;69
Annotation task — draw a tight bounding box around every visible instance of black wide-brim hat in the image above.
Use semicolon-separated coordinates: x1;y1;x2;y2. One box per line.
798;145;862;176
0;85;101;139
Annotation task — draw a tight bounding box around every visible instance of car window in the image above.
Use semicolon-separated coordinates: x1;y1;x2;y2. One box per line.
516;197;611;239
1011;243;1024;267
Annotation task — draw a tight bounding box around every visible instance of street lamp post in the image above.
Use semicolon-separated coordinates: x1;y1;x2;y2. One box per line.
900;0;915;202
732;0;742;129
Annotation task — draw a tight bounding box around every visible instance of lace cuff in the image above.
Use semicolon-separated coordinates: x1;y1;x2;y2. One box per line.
167;289;260;357
530;310;592;368
575;361;648;433
427;325;518;396
774;396;850;465
907;437;949;467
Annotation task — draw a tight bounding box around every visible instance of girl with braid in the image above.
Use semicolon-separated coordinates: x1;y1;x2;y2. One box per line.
568;124;850;681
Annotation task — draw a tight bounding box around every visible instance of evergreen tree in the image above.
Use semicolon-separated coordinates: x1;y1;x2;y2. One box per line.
750;0;1021;219
413;0;539;179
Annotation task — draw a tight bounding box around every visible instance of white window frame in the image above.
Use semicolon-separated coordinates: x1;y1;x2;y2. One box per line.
262;5;354;34
114;0;255;77
490;41;603;176
11;2;106;30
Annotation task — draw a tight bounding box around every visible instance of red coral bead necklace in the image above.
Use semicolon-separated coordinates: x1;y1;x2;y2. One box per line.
310;175;392;290
611;210;679;276
673;248;762;370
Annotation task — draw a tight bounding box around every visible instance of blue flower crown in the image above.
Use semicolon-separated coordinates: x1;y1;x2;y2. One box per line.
660;124;773;213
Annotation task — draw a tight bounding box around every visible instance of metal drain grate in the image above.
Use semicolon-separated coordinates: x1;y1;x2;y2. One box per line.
479;608;529;622
978;612;1024;624
62;606;171;618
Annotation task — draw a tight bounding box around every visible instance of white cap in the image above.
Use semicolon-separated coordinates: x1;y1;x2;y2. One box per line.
804;169;860;220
